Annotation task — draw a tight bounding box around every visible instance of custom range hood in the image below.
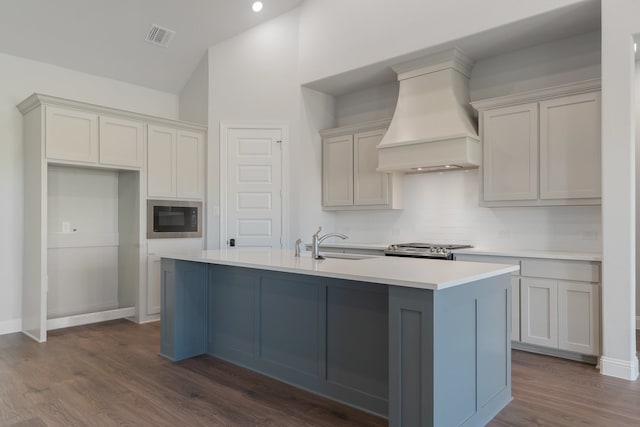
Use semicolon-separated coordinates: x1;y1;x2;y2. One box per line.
377;49;480;173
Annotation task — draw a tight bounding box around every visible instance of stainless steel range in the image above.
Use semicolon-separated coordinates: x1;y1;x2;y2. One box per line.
385;243;472;260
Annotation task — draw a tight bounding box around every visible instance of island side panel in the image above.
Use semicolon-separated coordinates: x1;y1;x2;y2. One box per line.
160;259;208;361
388;286;435;427
389;274;512;427
433;274;512;427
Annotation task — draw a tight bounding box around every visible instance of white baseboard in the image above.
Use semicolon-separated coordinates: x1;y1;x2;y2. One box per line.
600;355;640;380
0;318;22;336
47;307;135;331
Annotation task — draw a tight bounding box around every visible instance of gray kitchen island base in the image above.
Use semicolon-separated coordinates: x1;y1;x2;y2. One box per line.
160;259;511;427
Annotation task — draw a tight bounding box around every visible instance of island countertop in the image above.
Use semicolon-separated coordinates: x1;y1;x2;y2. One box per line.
160;248;519;291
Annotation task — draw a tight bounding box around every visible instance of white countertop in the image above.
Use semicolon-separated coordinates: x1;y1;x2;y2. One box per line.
160;248;519;291
453;248;602;262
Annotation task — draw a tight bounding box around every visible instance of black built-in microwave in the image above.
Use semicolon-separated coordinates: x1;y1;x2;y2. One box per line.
147;200;203;239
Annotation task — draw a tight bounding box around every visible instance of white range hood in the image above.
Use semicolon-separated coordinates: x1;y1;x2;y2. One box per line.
377;49;480;173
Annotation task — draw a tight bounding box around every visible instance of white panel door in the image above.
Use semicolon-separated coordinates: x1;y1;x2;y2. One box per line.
521;277;558;348
354;129;389;206
176;130;205;199
45;106;98;163
323;134;354;207
225;127;283;248
99;115;144;168
558;281;600;355
147;125;177;198
482;103;538;202
539;92;601;200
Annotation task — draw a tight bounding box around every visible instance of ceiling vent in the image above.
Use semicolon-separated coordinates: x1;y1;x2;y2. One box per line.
145;24;175;48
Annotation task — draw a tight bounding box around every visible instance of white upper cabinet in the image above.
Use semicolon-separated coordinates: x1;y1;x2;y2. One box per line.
482;103;538;202
177;130;205;199
321;119;401;210
354;129;390;206
45;106;98;163
539;92;601;200
147;125;205;199
472;79;601;207
323;134;354;207
99;115;144;168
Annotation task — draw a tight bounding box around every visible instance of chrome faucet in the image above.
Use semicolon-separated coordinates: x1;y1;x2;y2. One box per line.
312;226;348;259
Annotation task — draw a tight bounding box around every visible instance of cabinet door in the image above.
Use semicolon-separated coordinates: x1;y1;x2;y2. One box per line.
558;281;599;355
323;134;354;207
147;255;161;316
176;130;205;199
482;103;538;202
521;277;558;348
99;116;144;168
354;129;389;206
148;125;177;197
539;92;601;200
511;277;520;342
45;106;98;163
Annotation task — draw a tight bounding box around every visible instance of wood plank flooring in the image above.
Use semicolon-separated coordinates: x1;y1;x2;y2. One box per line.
1;320;639;426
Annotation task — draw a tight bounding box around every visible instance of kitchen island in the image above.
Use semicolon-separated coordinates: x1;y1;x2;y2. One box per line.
160;248;519;427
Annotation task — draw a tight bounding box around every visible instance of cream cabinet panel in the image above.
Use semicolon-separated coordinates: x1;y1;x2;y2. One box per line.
99;116;144;168
323;134;354;207
354;129;389;206
521;278;558;348
147;255;161;315
539;92;601;200
482;103;538;202
558;281;599;355
511;277;520;342
45;106;98;163
147;125;177;198
176;130;205;199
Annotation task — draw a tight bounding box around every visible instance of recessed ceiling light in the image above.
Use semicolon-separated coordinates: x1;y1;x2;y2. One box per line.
252;1;263;12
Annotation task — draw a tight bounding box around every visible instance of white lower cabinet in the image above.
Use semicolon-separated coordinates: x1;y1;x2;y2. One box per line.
511;277;520;342
558;281;599;355
454;252;600;358
521;278;558;348
146;255;162;316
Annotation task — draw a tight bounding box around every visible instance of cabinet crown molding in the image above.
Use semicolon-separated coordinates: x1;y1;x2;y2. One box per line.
17;93;207;133
471;78;601;111
320;118;392;138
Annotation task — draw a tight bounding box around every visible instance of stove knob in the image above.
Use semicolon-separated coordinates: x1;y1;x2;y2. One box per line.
442;248;449;255
430;247;436;253
436;248;443;254
389;245;397;251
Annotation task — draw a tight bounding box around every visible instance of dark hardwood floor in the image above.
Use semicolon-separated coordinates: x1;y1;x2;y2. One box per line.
1;321;640;426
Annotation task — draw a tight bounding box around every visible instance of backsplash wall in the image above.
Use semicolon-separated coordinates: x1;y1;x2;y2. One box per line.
332;169;601;252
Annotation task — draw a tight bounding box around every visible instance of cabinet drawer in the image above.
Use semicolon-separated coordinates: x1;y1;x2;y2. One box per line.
520;258;599;283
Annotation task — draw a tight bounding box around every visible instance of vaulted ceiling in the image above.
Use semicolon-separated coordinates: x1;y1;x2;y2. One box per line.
0;0;303;93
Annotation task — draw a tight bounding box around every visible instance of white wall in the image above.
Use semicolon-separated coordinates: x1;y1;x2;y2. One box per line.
207;9;334;249
600;0;640;380
470;31;601;101
179;52;209;126
335;82;398;127
0;52;178;334
298;0;588;85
